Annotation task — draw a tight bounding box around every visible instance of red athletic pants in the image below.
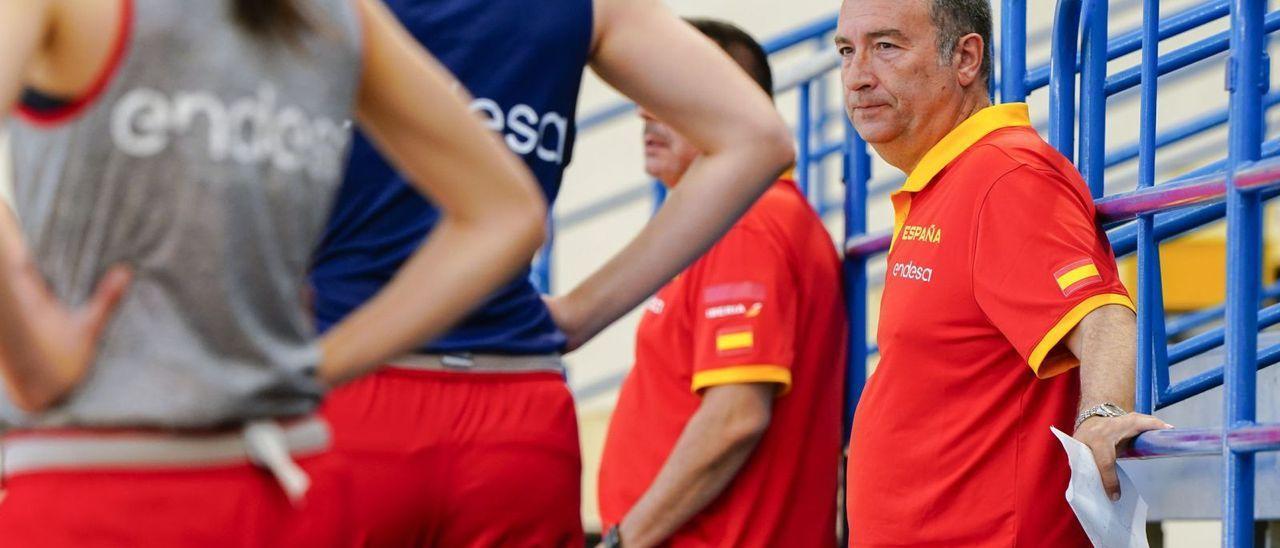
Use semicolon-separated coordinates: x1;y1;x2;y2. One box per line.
0;451;352;547
321;368;584;547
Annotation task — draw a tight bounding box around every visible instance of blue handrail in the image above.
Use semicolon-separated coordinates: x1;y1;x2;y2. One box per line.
558;0;1223;258
837;4;1279;543
843;145;1280;261
1079;0;1109;197
1025;0;1231;90
999;0;1027;101
1121;424;1280;458
1222;0;1269;541
1107;11;1280;97
552;7;1280;542
565;6;1279;541
562;0;1162;236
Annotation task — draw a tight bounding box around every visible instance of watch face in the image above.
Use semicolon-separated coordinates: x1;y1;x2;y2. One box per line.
1100;403;1127;416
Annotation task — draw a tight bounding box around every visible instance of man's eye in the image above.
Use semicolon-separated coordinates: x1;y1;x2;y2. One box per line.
875;42;896;51
838;46;854;56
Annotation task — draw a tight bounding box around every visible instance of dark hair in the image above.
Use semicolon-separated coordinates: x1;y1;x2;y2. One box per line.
685;18;774;99
929;0;993;82
232;0;309;42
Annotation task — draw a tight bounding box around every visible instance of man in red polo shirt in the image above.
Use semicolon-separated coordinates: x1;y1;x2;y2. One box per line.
592;19;846;548
835;0;1172;546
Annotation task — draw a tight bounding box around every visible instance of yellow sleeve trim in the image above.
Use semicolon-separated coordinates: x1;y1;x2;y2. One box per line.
1028;293;1136;378
691;365;792;396
1056;263;1100;290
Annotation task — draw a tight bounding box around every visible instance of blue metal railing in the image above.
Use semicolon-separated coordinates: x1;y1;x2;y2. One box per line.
1222;3;1270;540
544;1;1173;295
838;2;1280;545
560;3;1279;540
551;3;1249;299
541;2;1280;544
838;0;1273;344
580;3;1280;432
563;0;1269;402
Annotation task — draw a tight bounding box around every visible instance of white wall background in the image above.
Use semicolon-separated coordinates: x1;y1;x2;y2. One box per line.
0;1;1270;543
561;0;1280;406
556;0;1278;540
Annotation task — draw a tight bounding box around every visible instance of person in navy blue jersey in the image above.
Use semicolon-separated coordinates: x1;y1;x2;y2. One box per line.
314;0;794;544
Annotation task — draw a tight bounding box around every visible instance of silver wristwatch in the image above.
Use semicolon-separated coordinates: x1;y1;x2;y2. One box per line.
1075;402;1128;430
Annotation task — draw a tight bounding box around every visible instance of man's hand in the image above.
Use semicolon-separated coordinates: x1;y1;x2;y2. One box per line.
0;254;131;412
543;294;589;352
1072;413;1171;501
1064;304;1167;501
613;383;773;547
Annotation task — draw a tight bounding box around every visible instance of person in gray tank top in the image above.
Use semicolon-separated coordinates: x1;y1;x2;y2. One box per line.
0;0;545;544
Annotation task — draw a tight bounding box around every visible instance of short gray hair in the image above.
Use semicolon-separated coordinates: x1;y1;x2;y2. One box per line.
929;0;993;81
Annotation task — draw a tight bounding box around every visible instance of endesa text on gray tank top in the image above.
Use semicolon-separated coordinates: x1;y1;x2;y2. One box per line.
3;0;362;429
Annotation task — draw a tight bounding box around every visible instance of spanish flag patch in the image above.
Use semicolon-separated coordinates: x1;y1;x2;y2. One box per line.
1054;259;1101;296
715;326;754;355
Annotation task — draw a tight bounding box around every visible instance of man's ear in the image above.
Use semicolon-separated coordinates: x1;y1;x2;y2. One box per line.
953;33;985;88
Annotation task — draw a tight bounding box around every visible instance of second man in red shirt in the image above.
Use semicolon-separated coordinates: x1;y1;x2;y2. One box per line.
591;19;848;548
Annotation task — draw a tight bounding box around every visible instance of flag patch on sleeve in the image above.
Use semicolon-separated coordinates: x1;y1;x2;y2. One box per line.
715;326;754;355
1054;259;1101;296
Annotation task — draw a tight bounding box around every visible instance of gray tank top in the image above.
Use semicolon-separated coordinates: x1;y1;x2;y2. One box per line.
3;0;362;429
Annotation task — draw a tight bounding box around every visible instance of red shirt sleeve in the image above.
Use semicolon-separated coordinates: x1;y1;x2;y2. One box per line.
972;165;1134;378
688;223;798;396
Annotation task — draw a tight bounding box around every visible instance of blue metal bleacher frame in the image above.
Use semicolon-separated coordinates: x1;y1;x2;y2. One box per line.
560;1;1280;545
839;1;1280;544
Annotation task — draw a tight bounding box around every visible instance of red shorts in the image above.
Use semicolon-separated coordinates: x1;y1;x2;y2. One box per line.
0;450;352;547
322;368;583;547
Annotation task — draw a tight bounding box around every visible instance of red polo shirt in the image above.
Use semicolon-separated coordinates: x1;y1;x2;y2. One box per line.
846;104;1134;547
599;180;846;547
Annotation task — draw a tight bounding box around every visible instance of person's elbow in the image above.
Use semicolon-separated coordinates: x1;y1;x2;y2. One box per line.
493;172;548;256
5;378;62;414
442;165;545;262
738;106;796;176
704;384;775;450
727;112;794;183
760;116;796;174
9;391;47;414
708;107;794;177
520;204;548;256
723;405;771;450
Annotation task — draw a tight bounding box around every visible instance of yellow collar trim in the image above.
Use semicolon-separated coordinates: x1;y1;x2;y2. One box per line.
898;103;1032;194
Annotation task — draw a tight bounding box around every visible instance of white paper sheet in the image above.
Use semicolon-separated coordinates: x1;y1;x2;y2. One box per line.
1051;426;1149;548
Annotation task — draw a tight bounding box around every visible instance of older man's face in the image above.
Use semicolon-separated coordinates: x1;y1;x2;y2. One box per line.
835;0;960;146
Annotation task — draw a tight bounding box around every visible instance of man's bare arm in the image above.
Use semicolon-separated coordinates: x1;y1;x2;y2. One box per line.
547;0;794;350
1065;304;1171;500
617;383;774;548
1066;304;1138;412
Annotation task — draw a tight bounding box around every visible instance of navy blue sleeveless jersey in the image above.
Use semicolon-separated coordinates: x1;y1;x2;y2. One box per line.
310;0;592;354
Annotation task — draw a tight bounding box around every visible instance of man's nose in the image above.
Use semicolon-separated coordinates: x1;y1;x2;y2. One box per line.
637;106;657;122
841;52;876;93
